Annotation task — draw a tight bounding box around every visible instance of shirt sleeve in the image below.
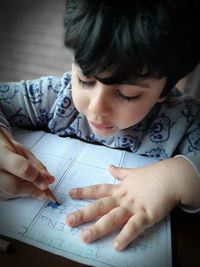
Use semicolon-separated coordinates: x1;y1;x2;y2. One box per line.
176;109;200;177
0;72;75;132
175;106;200;212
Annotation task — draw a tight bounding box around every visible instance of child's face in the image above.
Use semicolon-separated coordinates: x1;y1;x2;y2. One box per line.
71;64;166;137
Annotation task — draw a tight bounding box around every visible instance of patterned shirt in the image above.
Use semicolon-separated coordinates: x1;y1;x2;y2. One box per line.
0;72;200;175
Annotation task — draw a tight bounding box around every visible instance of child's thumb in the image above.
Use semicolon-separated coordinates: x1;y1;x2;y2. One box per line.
108;164;130;180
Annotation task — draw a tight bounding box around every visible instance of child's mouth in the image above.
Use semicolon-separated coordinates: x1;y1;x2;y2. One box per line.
90;121;114;130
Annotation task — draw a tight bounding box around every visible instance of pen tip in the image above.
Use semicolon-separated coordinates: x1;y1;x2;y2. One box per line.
46;189;59;205
48;195;59;205
48;201;60;209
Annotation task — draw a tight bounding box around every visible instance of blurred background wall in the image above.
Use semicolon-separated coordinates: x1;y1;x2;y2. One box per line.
0;0;72;82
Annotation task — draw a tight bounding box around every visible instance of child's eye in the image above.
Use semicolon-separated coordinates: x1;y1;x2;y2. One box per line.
117;90;141;102
77;76;95;87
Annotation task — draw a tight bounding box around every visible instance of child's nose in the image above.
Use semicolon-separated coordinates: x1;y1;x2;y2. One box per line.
88;87;111;116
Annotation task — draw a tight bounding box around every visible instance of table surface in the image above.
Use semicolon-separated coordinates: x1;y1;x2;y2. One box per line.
1;208;200;267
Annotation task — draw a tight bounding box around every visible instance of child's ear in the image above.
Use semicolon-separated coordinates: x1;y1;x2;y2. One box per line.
157;96;166;103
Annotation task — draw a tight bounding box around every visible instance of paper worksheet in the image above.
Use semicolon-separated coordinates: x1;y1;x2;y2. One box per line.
0;128;172;267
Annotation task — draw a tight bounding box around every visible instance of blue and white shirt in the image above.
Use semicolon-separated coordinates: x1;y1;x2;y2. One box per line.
0;72;200;175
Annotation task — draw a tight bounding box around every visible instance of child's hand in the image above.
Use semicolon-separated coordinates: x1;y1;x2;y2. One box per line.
66;160;181;251
0;136;54;200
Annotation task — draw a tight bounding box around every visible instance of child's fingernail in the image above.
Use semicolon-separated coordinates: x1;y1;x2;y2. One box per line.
69;189;76;198
113;241;122;251
47;175;55;183
80;229;91;243
66;214;76;226
42;173;55;183
39;182;48;190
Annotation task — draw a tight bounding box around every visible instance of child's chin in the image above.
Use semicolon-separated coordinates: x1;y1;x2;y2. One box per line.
92;127;117;137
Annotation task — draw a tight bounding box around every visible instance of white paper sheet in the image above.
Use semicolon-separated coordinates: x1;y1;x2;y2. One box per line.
0;128;172;267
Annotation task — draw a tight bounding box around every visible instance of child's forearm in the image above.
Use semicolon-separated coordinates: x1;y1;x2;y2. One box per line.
162;156;200;210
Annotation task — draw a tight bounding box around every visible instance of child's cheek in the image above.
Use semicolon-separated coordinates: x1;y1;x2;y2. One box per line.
72;89;87;114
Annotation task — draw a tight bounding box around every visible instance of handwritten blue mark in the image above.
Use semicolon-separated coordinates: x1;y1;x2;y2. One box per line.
48;201;59;209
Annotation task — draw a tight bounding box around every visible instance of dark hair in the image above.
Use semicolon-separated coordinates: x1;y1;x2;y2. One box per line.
64;0;200;95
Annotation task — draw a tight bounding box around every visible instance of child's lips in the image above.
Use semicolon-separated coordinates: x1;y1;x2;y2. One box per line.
90;121;114;130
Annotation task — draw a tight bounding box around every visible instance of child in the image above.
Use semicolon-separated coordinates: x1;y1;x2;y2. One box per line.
0;0;200;251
